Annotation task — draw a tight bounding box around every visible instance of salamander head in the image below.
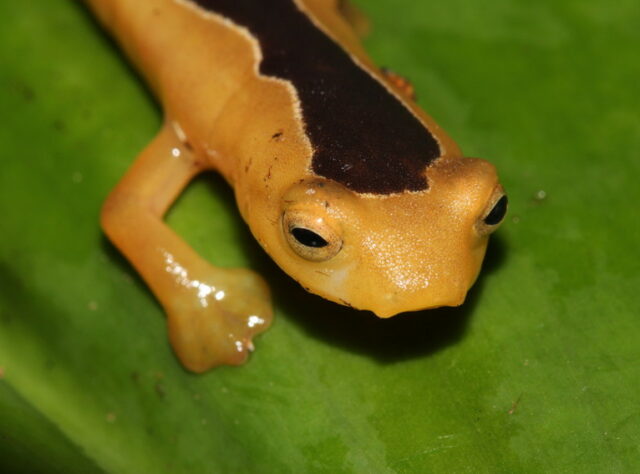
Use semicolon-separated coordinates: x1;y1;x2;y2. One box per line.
264;155;506;317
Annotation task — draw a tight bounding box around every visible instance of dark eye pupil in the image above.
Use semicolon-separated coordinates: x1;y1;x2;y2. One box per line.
291;228;328;248
484;195;508;226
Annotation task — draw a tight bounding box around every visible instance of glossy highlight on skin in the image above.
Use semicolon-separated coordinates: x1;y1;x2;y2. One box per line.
162;250;271;370
87;0;505;371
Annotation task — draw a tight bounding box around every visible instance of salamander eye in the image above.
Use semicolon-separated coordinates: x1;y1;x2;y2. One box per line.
476;192;508;235
484;195;508;226
283;210;342;261
291;228;328;248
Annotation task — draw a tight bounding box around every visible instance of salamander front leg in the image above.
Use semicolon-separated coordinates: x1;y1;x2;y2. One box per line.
101;123;272;373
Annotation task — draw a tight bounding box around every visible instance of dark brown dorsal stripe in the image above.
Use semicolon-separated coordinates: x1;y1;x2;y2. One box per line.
189;0;441;194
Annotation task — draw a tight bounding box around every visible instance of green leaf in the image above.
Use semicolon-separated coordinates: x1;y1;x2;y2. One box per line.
1;0;639;472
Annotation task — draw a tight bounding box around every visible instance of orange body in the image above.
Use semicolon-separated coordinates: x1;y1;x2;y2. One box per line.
87;0;506;371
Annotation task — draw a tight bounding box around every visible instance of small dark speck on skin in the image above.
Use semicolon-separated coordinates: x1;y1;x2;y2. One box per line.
130;371;140;384
339;298;353;308
271;130;284;141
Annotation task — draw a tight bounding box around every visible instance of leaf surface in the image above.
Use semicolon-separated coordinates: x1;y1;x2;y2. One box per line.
1;0;639;472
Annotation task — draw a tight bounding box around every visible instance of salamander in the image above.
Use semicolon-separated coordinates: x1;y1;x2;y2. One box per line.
86;0;507;372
